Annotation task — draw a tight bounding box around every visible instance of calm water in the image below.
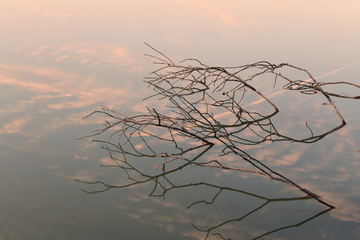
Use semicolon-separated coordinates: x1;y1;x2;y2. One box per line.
1;1;360;239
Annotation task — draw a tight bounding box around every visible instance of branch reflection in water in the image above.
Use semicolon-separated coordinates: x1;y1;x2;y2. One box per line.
76;140;331;240
77;46;360;238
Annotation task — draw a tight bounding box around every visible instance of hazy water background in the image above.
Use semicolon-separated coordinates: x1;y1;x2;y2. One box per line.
1;1;360;239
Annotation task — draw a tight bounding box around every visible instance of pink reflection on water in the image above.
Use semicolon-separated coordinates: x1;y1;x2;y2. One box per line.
0;43;148;140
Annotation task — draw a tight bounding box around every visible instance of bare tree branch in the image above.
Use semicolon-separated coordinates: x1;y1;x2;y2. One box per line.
79;44;360;209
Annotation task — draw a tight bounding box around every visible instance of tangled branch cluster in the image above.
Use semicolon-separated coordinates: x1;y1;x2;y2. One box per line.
79;44;360;208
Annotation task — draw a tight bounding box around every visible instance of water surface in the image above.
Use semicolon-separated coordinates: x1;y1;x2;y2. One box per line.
1;1;360;239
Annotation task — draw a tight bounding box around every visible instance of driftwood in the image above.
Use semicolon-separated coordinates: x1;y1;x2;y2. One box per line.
78;43;360;209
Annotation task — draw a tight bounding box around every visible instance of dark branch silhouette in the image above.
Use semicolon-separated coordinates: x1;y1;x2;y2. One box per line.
76;142;333;240
78;44;360;209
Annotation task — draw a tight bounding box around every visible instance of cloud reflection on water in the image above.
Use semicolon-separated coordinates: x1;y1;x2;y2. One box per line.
0;43;151;141
2;1;360;239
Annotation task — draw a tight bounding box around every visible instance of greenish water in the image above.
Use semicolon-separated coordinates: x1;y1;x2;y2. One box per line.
1;1;360;239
